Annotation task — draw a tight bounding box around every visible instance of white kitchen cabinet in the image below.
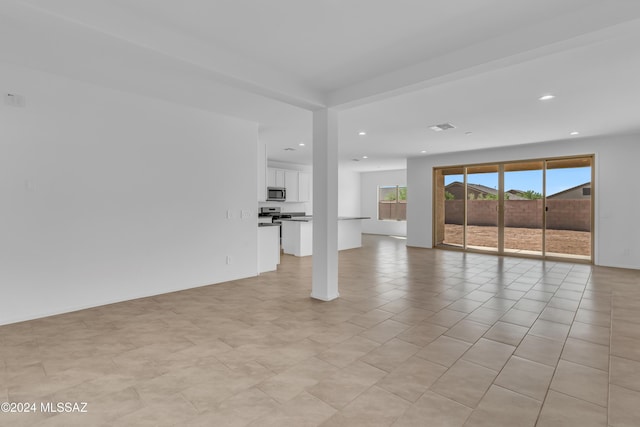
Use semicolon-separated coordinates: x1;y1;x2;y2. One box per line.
265;167;311;203
284;170;299;202
298;172;310;202
266;168;277;187
267;168;274;187
267;168;285;188
275;169;285;187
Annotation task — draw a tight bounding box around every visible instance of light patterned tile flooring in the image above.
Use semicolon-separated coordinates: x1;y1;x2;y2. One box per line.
1;234;640;426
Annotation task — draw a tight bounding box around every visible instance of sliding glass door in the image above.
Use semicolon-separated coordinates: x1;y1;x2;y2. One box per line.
465;165;499;252
545;158;592;260
434;155;593;262
503;161;544;256
434;168;464;247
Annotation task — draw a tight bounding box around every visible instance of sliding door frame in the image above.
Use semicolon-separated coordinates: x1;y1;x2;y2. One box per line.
433;154;594;263
498;164;505;254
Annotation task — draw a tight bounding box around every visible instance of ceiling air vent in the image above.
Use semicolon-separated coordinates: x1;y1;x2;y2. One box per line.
429;123;456;132
283;147;296;151
352;158;360;162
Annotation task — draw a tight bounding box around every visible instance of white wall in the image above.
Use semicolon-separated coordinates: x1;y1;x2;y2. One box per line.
407;134;640;270
0;63;259;325
361;169;407;236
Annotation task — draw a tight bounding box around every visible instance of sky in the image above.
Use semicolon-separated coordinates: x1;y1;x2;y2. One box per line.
444;167;591;196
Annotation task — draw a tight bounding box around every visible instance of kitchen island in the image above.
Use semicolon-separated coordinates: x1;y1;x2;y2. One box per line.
281;216;370;257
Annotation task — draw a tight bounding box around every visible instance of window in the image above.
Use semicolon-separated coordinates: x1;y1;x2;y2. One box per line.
433;155;593;261
378;185;407;220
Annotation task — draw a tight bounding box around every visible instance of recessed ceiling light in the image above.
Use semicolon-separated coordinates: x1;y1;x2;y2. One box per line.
362;156;368;159
570;131;580;136
420;150;427;153
298;143;305;146
539;94;555;101
358;131;366;136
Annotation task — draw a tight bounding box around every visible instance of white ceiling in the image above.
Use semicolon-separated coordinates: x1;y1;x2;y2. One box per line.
2;0;640;171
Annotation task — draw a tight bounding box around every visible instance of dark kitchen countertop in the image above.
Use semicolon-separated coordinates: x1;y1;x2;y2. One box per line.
258;223;281;227
280;216;370;223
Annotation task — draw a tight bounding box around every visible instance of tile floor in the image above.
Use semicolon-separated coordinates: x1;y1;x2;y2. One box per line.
1;234;639;426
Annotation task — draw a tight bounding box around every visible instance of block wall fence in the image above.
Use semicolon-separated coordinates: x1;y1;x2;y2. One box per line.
444;200;591;231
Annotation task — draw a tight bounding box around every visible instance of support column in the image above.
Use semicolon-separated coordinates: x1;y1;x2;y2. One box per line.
311;108;339;301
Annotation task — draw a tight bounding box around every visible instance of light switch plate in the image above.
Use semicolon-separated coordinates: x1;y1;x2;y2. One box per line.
5;93;25;107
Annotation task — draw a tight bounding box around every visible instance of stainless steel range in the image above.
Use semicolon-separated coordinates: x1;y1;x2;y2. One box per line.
259;207;307;234
258;207;281;224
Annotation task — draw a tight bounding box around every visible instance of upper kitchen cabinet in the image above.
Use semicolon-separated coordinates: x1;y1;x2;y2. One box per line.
267;168;285;188
284;170;299;202
298;172;310;202
275;170;285;188
267;169;274;187
265;167;311;202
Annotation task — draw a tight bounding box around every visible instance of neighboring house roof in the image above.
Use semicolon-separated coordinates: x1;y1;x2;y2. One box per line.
447;181;497;195
446;182;527;200
468;183;499;196
547;182;591;199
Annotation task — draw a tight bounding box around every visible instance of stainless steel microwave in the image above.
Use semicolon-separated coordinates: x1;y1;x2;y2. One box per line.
267;187;286;201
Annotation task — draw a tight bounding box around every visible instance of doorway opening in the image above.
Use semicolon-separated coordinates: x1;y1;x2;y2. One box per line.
434;155;593;262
